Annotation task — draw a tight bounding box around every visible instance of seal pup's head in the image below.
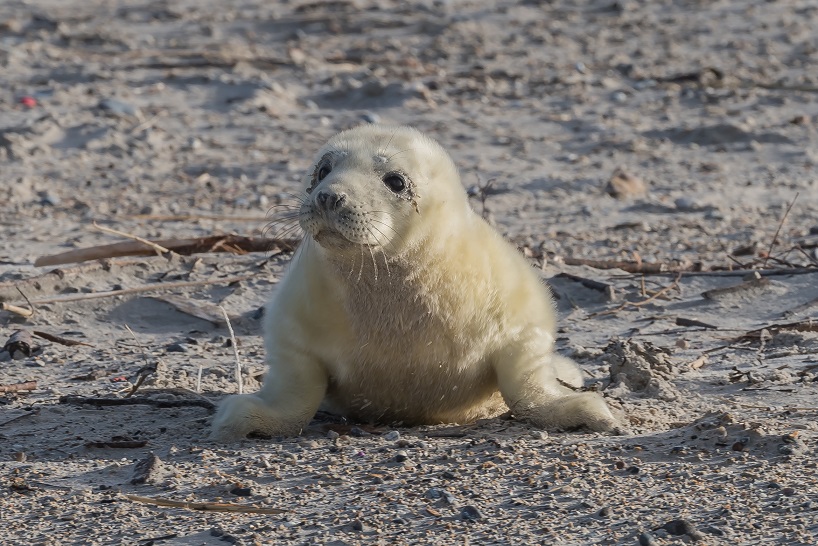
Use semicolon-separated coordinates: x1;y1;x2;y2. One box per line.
298;125;469;260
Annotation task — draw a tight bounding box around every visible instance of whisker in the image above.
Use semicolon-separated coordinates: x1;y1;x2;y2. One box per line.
387;147;414;162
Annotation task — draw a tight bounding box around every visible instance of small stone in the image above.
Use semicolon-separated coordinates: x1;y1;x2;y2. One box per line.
663;519;704;541
361;112;380;124
442;470;459;480
394;450;409;462
349;427;370;437
638;531;657;546
14;452;26;462
130;453;172;485
99;98;140;118
782;487;796;496
605;167;647;199
426;488;455;504
529;430;549;440
626;465;641;474
229;487;253;496
351;519;364;531
731;441;746;451
326;430;340;440
611;90;628;103
38;191;60;206
676;339;690;349
599;506;611;517
383;430;400;441
460;505;483;521
166;342;189;353
702;526;725;536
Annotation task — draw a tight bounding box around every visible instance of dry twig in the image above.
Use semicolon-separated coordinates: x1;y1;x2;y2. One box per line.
590;273;683;317
59;394;215;411
92;222;171;256
124;494;287;514
22;274;254;306
0;381;37;393
35;235;297;267
763;192;799;268
220;305;243;395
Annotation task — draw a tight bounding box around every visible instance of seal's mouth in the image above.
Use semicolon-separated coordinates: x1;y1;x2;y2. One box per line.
313;229;359;248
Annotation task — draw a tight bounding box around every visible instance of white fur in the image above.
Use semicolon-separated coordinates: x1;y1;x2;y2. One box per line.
211;125;619;441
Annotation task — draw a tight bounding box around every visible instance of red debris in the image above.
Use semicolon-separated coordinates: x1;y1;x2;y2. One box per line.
19;96;37;108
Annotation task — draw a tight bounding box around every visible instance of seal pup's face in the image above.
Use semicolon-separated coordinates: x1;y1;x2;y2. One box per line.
299;125;466;258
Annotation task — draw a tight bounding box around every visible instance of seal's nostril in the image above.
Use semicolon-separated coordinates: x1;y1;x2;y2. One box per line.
317;191;346;210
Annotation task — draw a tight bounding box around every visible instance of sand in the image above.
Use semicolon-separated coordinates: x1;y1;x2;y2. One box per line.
1;0;817;544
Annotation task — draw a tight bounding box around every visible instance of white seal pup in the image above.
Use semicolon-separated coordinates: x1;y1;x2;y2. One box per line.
211;125;620;441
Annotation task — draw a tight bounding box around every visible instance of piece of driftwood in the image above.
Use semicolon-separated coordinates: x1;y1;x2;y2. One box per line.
559;257;672;274
153;295;236;325
734;319;818;342
2;330;37;358
92;221;171;256
675;317;718;329
34;236;298;267
553;272;612;293
0;302;33;318
59;394;216;411
0;259;173;303
0;381;37;393
124;494;288;514
32;331;93;347
25;274;255;306
85;440;148;449
702;276;771;300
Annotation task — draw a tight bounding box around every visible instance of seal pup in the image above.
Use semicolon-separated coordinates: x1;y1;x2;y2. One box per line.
211;125;619;441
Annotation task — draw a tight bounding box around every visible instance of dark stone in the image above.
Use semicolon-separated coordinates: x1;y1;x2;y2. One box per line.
460;505;483;521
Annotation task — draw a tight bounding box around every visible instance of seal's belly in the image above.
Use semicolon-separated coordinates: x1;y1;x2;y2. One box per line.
321;332;503;424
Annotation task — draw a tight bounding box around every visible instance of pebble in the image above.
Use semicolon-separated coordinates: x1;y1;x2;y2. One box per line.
326;430;339;440
351;519;365;531
99;98;140;118
460;505;484;521
394;450;409;462
229;487;253;496
361;112;380;124
426;488;455;504
349;427;370;437
383;430;400;441
605;168;647;199
166;342;189;353
638;531;657;546
38;191;59;206
529;430;549;440
663;518;704;541
611;90;628;103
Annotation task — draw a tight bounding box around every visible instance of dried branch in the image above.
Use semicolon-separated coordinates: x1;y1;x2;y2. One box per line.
124;494;287;514
23;274;255;306
220;305;243;395
590;273;683;317
0;381;37;393
92;222;171;256
763;192;799;268
59;395;215;411
35;235;298;267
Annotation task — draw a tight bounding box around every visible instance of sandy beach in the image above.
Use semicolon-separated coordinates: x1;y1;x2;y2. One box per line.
1;1;817;544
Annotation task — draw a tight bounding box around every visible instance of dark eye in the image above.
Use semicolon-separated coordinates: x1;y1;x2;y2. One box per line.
318;164;331;181
383;173;406;193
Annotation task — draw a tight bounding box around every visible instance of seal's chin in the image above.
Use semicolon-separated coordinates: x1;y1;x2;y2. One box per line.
312;229;363;250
